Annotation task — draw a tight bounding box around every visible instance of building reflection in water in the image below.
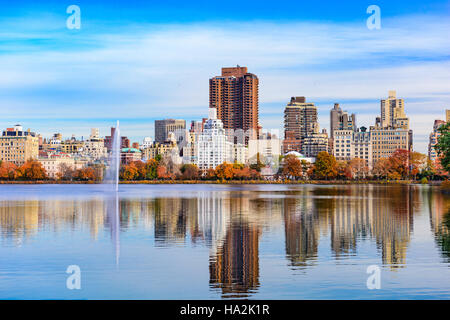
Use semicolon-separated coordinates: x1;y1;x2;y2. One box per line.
0;185;449;297
207;194;260;298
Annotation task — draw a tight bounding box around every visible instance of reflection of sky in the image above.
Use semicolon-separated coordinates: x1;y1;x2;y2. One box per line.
0;0;449;153
0;184;449;299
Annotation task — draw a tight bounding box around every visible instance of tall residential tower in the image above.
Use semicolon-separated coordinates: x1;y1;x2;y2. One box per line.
209;66;259;143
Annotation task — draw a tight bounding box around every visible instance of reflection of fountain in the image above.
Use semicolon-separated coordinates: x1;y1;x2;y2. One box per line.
106;193;120;267
104;120;121;266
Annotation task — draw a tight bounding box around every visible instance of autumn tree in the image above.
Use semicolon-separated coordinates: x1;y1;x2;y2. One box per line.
74;167;96;181
388;149;409;179
18;160;47;180
0;161;18;180
57;163;74;181
312;152;337;180
282;154;303;180
410;152;427;179
372;158;391;180
215;162;234;180
120;162;139;181
180;164;199;180
348;158;369;180
336;161;352;180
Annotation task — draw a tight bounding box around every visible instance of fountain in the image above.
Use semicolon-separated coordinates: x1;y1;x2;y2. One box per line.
104;120;121;266
104;120;121;191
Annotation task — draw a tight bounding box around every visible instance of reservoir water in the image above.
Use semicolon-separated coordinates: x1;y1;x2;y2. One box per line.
0;184;449;299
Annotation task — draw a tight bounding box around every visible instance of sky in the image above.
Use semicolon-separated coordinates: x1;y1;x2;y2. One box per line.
0;0;449;153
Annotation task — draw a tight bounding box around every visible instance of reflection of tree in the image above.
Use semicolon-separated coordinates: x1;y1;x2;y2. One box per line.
435;209;450;262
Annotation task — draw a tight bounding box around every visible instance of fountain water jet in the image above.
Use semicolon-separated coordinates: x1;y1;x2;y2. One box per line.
104;120;121;191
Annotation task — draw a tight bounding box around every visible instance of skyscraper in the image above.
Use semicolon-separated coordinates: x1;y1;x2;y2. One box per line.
381;90;409;129
283;96;319;154
330;103;356;138
209;66;259;143
154;119;186;143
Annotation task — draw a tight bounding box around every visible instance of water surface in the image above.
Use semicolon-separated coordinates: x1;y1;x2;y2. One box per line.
0;184;449;299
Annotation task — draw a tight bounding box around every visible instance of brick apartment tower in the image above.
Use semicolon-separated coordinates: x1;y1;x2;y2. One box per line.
209;66;259;144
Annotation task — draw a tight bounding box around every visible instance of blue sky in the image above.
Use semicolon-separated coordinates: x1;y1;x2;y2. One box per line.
0;0;449;152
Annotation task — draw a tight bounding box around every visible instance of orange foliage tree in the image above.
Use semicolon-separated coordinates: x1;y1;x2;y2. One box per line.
282;154;303;180
215;162;234;180
0;161;18;180
18;160;47;180
74;167;96;181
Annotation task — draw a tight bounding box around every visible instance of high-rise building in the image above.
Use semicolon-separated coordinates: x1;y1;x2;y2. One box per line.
283;97;318;153
333;127;373;168
0;124;39;165
154;119;186;144
302;129;329;158
370;125;412;163
104;127;130;152
209;66;259;143
196;108;233;170
330;103;356;139
428;111;449;166
80;128;107;161
381;90;409;129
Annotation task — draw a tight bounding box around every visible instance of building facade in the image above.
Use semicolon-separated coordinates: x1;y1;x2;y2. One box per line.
370;125;412;163
428;117;447;164
380;90;409;129
0;125;39;165
196;108;233;170
283;96;319;154
209;66;259;143
154;119;186;144
80;128;108;161
330;103;356;138
333;128;373;168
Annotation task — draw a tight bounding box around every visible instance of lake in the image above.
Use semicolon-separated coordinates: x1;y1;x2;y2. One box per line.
0;184;449;299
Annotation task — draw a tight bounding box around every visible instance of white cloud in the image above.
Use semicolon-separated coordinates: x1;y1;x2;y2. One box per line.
0;14;449;153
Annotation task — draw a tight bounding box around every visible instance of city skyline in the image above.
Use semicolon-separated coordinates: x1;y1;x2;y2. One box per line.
1;1;449;153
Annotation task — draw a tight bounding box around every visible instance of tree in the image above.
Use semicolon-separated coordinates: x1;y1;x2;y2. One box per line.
348;158;369;180
410;152;427;179
336;161;352;180
180;164;199;180
132;161;147;180
120;163;139;181
145;159;159;180
57;163;74;181
388;149;409;179
373;158;390;179
18;160;47;180
0;161;18;180
282;154;303;180
436;122;450;173
215;162;234;180
312;152;337;180
74;167;96;181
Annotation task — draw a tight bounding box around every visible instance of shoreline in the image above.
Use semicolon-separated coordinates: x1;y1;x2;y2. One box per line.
0;180;442;185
